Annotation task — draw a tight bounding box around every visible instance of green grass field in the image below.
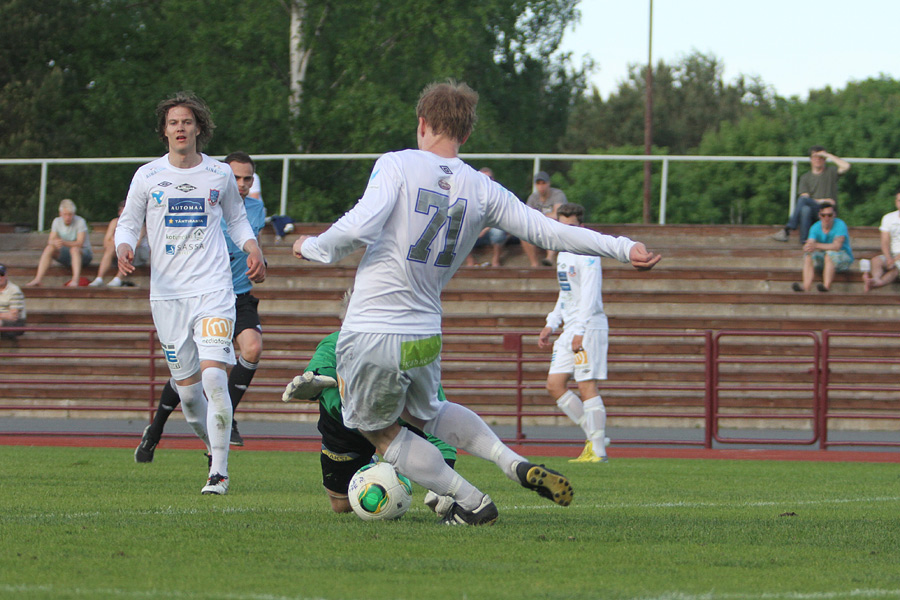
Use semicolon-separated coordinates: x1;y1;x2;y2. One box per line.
1;445;898;600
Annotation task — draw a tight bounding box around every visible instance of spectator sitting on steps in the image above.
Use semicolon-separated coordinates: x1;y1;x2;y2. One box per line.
90;201;148;287
773;146;850;244
863;190;900;292
792;204;853;293
0;263;26;339
25;198;93;287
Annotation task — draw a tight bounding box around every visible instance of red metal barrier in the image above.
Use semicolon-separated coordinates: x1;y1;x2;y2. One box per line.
2;325;899;449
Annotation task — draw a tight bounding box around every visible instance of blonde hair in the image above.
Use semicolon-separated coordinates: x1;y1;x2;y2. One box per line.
415;80;478;144
58;198;76;213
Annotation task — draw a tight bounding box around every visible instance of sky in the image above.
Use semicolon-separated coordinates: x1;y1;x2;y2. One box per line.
560;0;900;100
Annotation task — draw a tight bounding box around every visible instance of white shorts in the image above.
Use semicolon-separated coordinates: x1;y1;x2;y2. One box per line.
549;328;608;382
335;330;443;431
151;288;236;379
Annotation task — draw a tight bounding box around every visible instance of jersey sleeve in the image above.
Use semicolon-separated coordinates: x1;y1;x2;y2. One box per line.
485;184;636;263
220;175;256;252
545;291;564;331
573;256;602;336
301;155;401;264
115;173;148;251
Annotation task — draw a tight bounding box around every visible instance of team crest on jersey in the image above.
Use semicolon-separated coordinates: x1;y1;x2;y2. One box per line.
152;190;165;206
208;189;219;206
440;165;452;174
438;177;451;191
175;183;196;193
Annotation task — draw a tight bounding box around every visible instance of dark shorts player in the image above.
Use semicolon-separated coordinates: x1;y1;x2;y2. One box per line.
283;331;457;515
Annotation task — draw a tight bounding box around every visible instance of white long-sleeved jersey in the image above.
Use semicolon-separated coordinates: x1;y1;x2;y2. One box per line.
545;251;607;336
115;154;256;300
301;149;637;334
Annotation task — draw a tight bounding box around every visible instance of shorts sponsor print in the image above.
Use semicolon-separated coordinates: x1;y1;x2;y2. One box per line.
152;289;236;378
200;317;233;346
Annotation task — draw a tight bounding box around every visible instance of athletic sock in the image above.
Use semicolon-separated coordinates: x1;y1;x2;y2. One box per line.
175;380;209;452
228;356;258;410
383;427;482;511
146;378;181;442
424;402;525;483
555;390;585;427
202;367;232;476
583;395;608;458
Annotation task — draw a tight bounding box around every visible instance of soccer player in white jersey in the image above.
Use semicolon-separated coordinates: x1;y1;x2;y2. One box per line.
538;203;611;464
293;80;660;525
115;92;266;495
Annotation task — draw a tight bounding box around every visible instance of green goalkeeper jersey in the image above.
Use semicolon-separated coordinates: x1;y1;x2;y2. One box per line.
306;331;457;461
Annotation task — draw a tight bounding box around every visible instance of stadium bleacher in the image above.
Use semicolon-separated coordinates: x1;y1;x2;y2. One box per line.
2;222;898;446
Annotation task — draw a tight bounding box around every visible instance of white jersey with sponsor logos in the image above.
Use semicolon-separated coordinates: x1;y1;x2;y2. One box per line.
301;149;637;334
545;251;607;336
115;154;256;301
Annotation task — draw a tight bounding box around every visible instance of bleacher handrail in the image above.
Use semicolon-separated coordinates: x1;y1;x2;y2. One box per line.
3;325;899;450
7;153;900;230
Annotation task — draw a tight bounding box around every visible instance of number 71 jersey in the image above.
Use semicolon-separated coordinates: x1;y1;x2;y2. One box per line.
303;149;634;334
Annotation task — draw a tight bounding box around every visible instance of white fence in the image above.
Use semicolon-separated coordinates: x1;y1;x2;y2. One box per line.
3;153;900;230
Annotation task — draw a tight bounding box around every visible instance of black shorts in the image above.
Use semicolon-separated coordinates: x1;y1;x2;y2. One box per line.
234;292;261;337
316;404;456;495
318;403;376;495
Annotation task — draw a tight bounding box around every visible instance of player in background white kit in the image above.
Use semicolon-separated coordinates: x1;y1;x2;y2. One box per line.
539;203;611;464
115;92;266;495
294;81;660;525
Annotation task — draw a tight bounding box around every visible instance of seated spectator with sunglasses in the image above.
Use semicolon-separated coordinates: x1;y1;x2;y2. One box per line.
0;263;26;339
792;204;853;292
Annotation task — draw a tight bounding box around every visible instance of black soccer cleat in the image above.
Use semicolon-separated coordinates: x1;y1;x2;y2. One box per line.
440;494;499;526
230;421;244;447
516;462;574;507
134;425;157;463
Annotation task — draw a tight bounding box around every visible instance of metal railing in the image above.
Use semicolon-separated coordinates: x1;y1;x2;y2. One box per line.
2;325;898;450
6;153;900;230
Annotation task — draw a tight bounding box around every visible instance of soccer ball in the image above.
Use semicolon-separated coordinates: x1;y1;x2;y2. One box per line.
348;462;413;521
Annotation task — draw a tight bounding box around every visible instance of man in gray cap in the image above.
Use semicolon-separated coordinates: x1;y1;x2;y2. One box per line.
523;171;568;267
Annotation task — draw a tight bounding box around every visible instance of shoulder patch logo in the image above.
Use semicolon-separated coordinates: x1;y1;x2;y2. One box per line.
438;178;451;191
440;165;452;175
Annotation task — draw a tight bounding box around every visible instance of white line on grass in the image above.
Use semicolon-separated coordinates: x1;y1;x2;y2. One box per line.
639;589;900;600
0;583;332;600
508;495;900;511
3;584;899;600
3;495;899;523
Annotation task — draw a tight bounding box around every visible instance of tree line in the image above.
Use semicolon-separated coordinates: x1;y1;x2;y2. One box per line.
2;0;899;228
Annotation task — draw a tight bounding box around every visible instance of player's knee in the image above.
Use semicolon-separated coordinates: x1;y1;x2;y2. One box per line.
328;494;352;513
237;334;262;363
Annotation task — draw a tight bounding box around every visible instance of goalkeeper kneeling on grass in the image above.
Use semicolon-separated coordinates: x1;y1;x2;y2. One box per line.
283;329;457;515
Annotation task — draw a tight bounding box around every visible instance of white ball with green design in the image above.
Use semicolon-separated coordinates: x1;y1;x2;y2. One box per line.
348;462;413;521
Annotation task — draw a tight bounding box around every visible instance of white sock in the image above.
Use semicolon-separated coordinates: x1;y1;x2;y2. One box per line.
175;381;209;451
108;276;122;286
202;368;232;476
424;402;525;483
583;396;608;458
90;276;103;284
383;427;482;510
555;390;585;429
